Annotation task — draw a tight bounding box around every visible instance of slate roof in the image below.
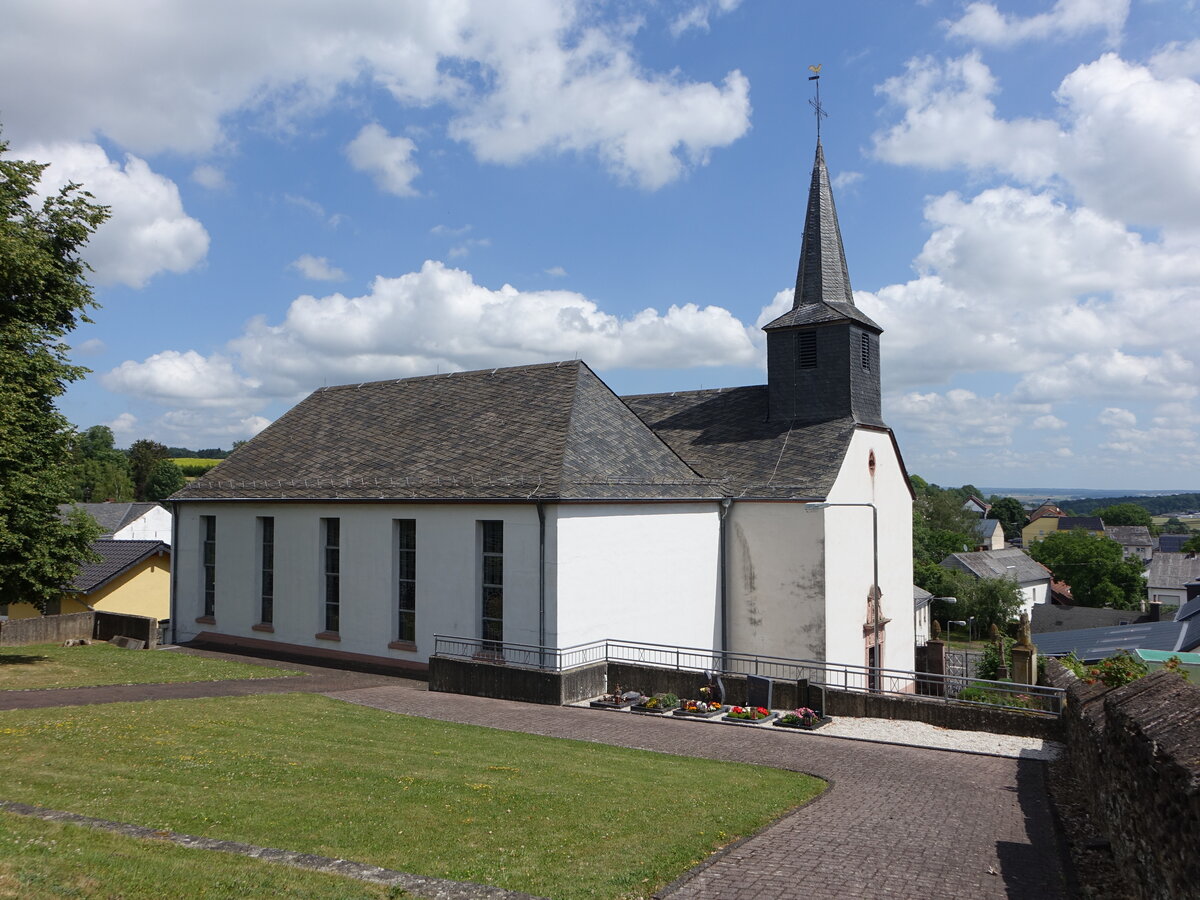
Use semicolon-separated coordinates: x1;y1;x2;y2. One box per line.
1174;594;1200;623
622;386;856;499
913;585;933;609
1034;619;1200;661
1148;553;1200;590
1104;525;1152;547
1056;516;1104;532
940;548;1050;584
1032;604;1149;634
173;361;725;503
1158;534;1195;553
762;143;881;335
58;502;163;536
1027;503;1064;523
974;518;1003;541
67;540;170;595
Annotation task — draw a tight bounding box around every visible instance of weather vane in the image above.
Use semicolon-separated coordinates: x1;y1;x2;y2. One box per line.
807;64;827;141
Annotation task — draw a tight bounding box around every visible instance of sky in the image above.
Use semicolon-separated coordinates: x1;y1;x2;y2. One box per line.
2;0;1199;491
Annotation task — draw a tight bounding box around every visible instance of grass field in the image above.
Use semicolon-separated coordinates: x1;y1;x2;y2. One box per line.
0;643;301;691
169;457;223;470
0;812;400;900
0;694;824;899
1151;515;1200;530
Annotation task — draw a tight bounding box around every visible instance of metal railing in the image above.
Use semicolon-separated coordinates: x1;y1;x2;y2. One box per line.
432;634;1065;716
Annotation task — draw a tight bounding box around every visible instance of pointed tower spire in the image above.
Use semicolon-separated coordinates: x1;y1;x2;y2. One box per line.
793;142;854;308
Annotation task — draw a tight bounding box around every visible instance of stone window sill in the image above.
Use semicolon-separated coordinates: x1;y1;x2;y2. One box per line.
314;630;341;642
251;623;275;633
195;616;216;625
387;640;417;652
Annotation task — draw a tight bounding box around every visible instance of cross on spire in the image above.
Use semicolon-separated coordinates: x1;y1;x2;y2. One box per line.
807;64;827;141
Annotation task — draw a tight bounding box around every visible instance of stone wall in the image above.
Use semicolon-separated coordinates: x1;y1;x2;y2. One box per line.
1046;660;1200;899
0;612;94;646
429;656;606;705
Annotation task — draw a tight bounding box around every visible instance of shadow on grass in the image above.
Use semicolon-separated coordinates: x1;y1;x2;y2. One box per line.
0;654;51;666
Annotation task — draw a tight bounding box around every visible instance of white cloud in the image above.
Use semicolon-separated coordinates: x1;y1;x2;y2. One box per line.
191;164;227;189
1014;350;1197;404
544;266;568;277
1098;407;1137;427
447;238;491;259
944;0;1128;47
73;338;107;356
0;1;751;191
1150;39;1200;79
290;255;347;282
1032;415;1067;430
345;124;421;197
832;171;863;190
669;0;743;37
431;224;472;237
105;260;759;409
873;52;1200;229
105;412;139;442
17;141;209;289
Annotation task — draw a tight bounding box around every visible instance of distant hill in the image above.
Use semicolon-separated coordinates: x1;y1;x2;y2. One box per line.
1039;493;1200;516
981;487;1199;505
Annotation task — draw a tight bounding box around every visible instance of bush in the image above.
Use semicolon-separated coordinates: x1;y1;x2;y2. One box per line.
1062;651;1148;687
979;635;1015;680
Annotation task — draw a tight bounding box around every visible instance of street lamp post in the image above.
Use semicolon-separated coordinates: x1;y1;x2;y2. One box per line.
806;501;879;689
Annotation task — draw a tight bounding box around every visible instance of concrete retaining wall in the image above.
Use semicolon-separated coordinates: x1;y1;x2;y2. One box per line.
0;613;94;646
1046;660;1200;899
429;656;606;705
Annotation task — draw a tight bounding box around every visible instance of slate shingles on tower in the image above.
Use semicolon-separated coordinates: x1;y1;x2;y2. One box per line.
761;142;883;427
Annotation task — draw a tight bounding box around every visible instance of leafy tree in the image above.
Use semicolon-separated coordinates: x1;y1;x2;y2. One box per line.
1028;529;1146;610
1094;503;1153;528
145;459;185;501
127;438;169;500
0;137;107;608
1163;517;1191;535
71;424;133;501
987;497;1027;540
1183;535;1200;553
968;576;1025;633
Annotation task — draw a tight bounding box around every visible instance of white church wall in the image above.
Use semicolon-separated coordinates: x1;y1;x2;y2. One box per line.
551;503;720;650
825;429;915;676
114;505;173;544
172;502;541;664
725;503;827;662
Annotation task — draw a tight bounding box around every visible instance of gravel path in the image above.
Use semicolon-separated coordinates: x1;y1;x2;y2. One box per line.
812;714;1062;759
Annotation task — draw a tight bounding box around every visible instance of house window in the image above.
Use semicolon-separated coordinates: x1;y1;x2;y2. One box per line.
860;333;871;371
797;331;817;369
396;519;416;643
481;520;503;650
259;517;274;625
45;597;61;616
201;515;216;618
322;518;340;633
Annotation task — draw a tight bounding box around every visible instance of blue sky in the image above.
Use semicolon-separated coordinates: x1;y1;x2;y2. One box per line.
3;0;1198;490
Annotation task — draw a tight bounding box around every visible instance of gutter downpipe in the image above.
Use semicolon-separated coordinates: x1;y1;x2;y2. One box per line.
168;501;179;645
719;498;732;671
537;502;546;669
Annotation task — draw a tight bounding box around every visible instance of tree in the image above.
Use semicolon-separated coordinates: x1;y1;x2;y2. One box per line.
71;424;133;501
1028;529;1146;610
987;497;1027;540
1094;503;1153;528
0;137;107;608
1183;535;1200;554
1163;517;1191;535
145;459;185;501
127;438;169;500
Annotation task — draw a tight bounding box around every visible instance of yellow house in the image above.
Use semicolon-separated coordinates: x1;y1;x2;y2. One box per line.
1022;503;1065;546
0;540;171;621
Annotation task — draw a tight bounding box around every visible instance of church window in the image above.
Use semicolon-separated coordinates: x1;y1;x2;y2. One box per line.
797;331;817;369
396;519;416;643
201;515;216;618
258;517;273;625
322;518;340;633
481;520;503;651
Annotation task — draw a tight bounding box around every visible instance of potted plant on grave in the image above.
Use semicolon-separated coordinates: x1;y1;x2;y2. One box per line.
774;707;831;730
589;686;645;710
631;692;679;714
722;705;776;724
672;697;726;718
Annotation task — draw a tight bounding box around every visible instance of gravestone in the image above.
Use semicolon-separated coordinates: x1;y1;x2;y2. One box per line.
747;674;772;709
797;678;826;716
108;635;145;650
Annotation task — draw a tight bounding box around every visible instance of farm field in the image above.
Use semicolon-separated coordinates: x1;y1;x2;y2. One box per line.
0;693;824;899
1151;515;1200;530
0;643;301;691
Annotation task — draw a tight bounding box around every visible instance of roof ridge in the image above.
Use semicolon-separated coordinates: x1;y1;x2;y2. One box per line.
314;359;581;393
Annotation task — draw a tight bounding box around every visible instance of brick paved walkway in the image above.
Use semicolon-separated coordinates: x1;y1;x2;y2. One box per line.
1;648;1071;899
330;682;1070;900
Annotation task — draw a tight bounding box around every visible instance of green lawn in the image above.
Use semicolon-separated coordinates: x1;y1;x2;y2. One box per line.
0;643;301;691
0;812;400;900
0;694;824;899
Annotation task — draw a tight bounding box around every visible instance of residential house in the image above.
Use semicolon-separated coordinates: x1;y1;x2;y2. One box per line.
1104;525;1153;562
0;540;171;621
914;585;933;646
973;518;1005;551
1147;553;1200;608
939;547;1051;617
1021;503;1065;545
1032;603;1152;634
962;496;991;517
1034;598;1200;662
169;141;915;680
60;502;173;545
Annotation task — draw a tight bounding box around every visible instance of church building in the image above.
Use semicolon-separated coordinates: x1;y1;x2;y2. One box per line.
169;141;914;679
